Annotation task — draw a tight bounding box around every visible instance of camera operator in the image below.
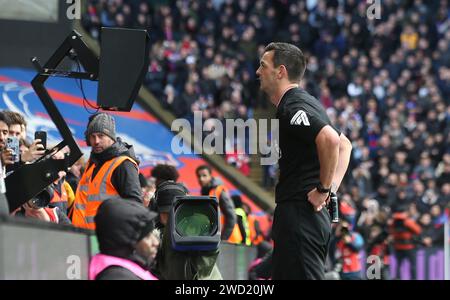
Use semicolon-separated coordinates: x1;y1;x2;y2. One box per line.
148;164;180;214
152;180;222;280
333;219;364;280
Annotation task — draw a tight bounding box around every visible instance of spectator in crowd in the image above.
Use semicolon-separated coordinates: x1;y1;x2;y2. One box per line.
231;194;251;246
89;199;159;280
139;173;156;208
3;111;26;140
150;163;179;186
72;113;142;230
196;165;237;241
65;156;85;193
389;205;422;280
45;146;74;216
0;111;10;196
3;111;45;165
366;224;390;280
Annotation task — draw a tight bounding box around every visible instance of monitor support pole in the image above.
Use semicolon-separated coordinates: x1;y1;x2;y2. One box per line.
6;30;99;212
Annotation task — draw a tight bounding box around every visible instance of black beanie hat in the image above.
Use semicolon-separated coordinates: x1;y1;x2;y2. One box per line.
85;113;116;146
95;199;158;254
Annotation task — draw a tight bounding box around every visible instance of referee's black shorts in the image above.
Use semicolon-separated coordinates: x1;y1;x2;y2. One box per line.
272;199;331;280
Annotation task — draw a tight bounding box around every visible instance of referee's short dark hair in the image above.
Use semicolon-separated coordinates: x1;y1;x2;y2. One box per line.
264;42;307;82
151;164;179;183
196;165;212;176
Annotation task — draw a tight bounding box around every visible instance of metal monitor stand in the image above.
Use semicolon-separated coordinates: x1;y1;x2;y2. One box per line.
6;30;99;212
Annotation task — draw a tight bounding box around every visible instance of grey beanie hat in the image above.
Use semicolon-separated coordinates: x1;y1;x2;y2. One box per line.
85;113;116;144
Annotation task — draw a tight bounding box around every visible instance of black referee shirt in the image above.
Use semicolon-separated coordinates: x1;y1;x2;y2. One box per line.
275;88;340;203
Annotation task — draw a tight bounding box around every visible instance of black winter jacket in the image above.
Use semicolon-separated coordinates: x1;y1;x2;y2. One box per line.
200;178;236;240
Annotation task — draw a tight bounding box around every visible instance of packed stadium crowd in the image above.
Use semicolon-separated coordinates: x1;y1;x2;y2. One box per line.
0;0;448;280
80;0;450;279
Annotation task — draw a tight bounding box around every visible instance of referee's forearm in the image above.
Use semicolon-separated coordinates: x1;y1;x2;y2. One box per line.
315;126;340;188
332;133;352;190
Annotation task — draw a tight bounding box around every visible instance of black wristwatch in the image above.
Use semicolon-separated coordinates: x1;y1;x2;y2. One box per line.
316;183;331;194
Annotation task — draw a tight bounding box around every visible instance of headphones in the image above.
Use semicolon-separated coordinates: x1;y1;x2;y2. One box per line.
154;180;189;204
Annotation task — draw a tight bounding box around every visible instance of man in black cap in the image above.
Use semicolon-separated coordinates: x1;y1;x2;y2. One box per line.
148;164;180;214
72;113;142;230
89;199;159;280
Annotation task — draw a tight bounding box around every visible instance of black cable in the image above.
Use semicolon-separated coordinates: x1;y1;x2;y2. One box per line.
74;59;99;115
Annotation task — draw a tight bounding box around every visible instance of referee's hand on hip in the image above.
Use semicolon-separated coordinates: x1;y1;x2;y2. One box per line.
307;188;329;212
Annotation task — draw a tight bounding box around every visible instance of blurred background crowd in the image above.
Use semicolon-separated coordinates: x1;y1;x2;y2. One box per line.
79;0;449;279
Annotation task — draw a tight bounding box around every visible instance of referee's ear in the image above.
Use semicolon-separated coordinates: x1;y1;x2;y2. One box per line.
278;65;289;80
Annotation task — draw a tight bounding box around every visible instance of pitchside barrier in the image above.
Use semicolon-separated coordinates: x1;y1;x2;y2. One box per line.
1;216;447;280
0;215;256;280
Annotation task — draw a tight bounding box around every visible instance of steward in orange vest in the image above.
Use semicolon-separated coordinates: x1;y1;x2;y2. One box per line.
49;179;69;214
389;211;422;251
196;165;237;241
71;113;142;230
247;214;265;246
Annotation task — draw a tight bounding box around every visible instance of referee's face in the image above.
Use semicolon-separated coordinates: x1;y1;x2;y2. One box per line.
256;51;277;96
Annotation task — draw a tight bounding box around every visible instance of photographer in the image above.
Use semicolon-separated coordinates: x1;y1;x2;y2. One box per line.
11;185;71;225
153;180;222;280
366;225;390;280
334;219;364;280
10;144;72;224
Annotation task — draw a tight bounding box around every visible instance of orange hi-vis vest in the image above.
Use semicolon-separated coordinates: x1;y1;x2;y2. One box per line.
248;214;264;246
209;185;243;244
50;181;68;204
72;156;138;230
50;180;69;213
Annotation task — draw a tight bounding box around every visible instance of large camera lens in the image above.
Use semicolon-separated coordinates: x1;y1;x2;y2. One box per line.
29;186;53;209
174;202;218;237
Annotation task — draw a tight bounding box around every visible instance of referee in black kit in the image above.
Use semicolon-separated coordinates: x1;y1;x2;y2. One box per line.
256;42;352;280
